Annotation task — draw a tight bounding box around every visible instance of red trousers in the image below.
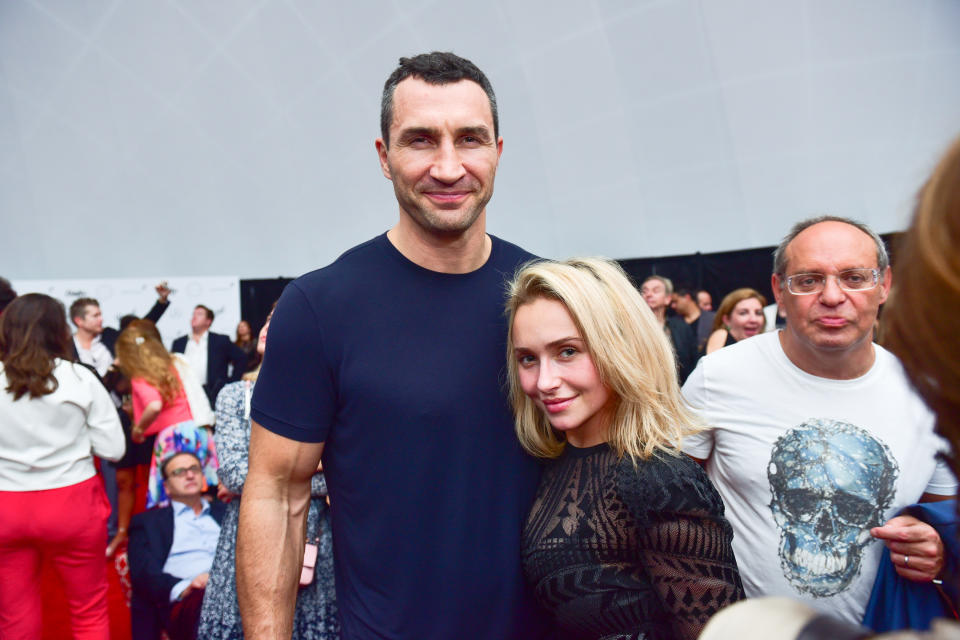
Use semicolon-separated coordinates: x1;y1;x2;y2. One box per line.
0;475;111;639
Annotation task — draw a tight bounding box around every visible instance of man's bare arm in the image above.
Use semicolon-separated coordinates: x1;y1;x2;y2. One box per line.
237;422;324;639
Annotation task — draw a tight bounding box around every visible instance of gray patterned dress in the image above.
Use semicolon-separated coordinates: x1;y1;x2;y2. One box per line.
197;380;339;639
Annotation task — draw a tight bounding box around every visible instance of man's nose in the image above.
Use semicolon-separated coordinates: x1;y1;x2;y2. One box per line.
430;139;467;183
819;275;847;305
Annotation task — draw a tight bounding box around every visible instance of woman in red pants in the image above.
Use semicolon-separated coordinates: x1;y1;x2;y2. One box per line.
0;294;126;639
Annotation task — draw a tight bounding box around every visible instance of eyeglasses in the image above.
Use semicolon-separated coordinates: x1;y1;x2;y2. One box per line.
167;464;202;478
784;268;880;295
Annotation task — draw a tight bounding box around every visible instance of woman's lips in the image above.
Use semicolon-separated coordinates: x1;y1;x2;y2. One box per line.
542;397;575;413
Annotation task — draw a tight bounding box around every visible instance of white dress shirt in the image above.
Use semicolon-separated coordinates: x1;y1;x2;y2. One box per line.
73;334;113;377
0;359;125;491
182;331;208;386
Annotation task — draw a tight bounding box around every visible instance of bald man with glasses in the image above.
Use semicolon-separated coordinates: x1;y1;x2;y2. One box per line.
681;216;956;625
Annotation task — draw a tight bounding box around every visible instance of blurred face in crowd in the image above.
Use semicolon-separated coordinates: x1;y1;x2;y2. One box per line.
191;307;213;333
162;453;204;502
257;311;273;357
641;279;670;314
673;293;697;317
773;221;890;361
696;291;713;311
376;77;503;237
724;297;765;342
237;320;252;342
74;304;103;336
512;298;612;448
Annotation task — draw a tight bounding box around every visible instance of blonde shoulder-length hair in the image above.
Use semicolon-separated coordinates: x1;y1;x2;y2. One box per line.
505;257;702;461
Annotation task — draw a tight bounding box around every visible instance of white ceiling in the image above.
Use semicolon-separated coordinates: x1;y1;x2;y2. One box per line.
2;0;958;279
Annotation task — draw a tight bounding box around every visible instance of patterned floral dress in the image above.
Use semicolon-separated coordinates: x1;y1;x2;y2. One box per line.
197;380;339;639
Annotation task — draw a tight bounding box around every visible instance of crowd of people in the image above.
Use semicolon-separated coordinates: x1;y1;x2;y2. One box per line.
0;51;958;640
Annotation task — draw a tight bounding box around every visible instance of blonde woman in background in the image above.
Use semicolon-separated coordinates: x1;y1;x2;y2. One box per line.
506;258;743;640
115;322;218;508
705;288;767;354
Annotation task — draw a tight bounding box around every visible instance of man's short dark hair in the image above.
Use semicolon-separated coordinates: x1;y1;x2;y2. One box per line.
69;297;99;325
195;304;215;323
161;451;202;480
380;51;498;148
674;287;695;299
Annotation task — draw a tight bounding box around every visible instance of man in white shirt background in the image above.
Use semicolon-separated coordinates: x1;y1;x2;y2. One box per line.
682;216;956;624
171;304;246;405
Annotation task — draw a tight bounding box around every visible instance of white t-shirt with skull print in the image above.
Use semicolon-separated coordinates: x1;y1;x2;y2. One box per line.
682;331;956;624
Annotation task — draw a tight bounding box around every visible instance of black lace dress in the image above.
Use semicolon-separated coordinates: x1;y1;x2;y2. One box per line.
522;443;744;640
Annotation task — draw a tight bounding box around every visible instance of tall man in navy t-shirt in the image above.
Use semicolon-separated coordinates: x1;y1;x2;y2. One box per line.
236;52;550;639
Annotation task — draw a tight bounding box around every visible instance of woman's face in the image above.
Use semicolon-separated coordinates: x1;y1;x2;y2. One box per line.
237;320;252;341
724;297;765;341
256;314;272;356
512;298;612;448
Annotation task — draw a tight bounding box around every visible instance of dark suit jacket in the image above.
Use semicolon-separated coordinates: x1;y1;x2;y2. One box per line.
128;500;226;640
666;314;698;386
170;331;247;405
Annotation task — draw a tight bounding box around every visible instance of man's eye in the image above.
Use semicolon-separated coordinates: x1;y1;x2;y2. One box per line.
797;276;820;288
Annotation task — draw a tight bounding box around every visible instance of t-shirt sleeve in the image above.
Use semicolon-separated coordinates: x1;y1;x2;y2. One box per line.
680;359;714;459
250;282;335;443
925;456;958;496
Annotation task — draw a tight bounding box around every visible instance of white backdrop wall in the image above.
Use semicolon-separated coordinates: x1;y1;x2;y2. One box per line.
10;276;241;348
2;0;959;280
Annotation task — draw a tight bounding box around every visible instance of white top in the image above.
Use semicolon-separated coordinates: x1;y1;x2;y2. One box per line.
682;331;956;624
182;331;208;385
73;333;113;377
0;359;125;491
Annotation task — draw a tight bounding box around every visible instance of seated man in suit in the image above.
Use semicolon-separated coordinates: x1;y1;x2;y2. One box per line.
129;452;224;640
171;304;247;405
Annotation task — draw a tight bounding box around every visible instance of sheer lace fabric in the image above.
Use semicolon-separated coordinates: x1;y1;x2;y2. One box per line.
522;443;744;640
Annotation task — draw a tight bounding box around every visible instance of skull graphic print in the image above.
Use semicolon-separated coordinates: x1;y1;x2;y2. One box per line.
767;419;899;597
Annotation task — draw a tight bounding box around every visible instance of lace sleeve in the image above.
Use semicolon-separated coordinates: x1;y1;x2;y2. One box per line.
617;452;745;640
213;381;251;494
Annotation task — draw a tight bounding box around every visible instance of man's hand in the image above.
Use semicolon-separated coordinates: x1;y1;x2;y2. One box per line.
871;515;944;582
217;484;238;503
180;572;210;599
155;281;171;303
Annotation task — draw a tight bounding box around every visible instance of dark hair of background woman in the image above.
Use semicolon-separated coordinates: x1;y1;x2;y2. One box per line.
0;293;72;400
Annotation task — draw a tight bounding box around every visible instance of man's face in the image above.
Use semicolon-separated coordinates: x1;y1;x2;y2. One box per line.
772;221;890;357
75;305;103;335
696;291;713;311
673;294;695;316
641;280;670;313
191;307;212;332
162;453;204;502
375;77;503;237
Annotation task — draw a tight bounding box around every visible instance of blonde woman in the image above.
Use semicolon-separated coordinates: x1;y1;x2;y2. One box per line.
115;322;218;508
705;288;767;354
507;258;743;640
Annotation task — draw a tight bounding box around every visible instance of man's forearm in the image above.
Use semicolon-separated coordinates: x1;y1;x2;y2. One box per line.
237;471;310;639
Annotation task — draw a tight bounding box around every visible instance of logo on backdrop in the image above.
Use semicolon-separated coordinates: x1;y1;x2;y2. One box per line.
767;418;898;597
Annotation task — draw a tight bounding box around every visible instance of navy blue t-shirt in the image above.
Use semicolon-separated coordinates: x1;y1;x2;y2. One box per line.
251;233;550;639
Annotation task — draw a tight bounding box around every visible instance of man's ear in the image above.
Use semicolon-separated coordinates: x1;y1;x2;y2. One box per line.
878;265;892;304
771;273;785;309
375;138;391;180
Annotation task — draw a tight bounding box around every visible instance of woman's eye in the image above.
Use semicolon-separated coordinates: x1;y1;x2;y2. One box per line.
559;348;577;358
